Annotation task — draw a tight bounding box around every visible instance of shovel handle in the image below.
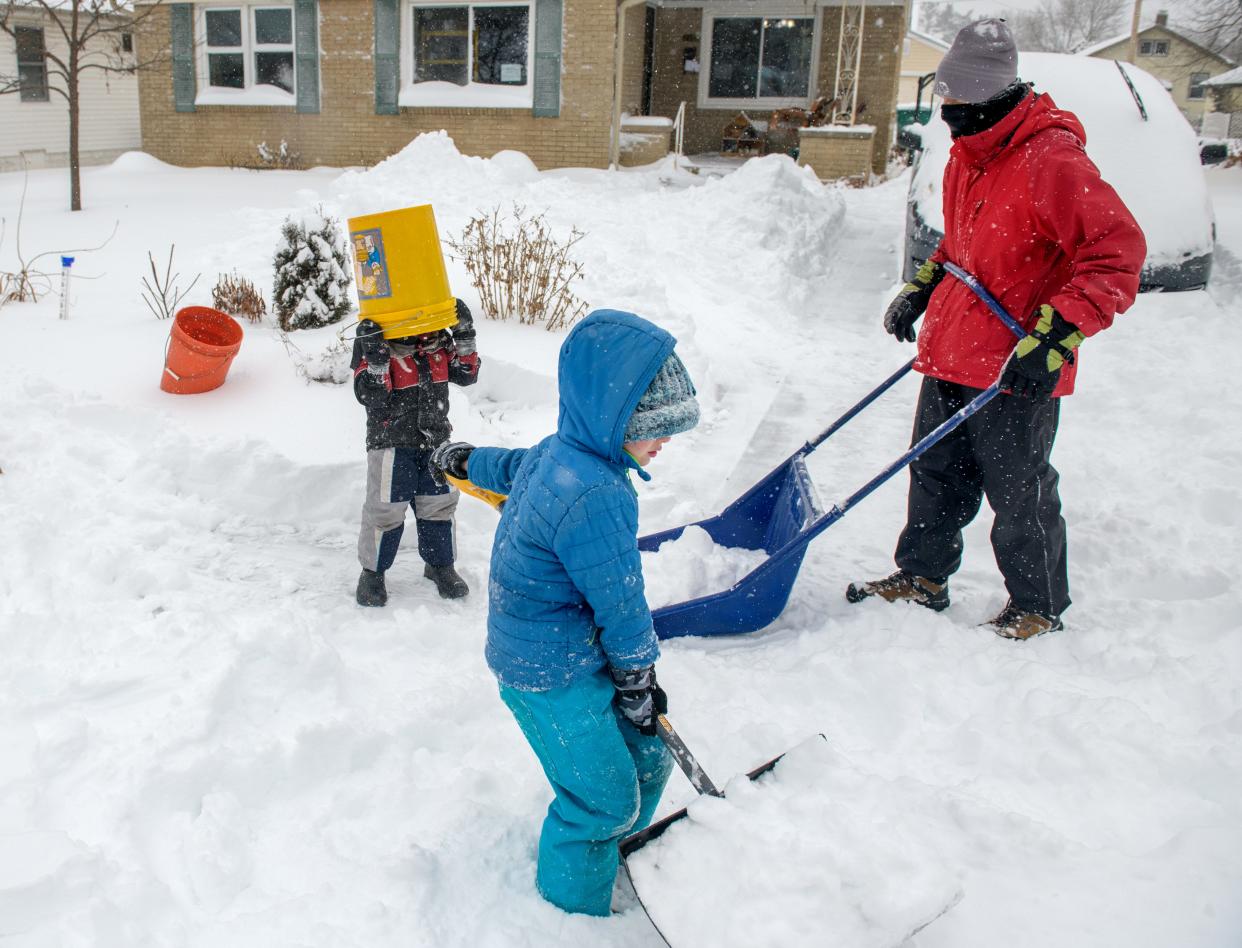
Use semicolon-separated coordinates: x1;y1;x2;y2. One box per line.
655;715;724;798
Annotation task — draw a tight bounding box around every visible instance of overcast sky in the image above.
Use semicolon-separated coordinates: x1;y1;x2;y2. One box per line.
915;0;1196;31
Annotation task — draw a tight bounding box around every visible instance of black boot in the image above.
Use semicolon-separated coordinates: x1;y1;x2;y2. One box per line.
356;568;388;607
845;569;949;611
424;563;469;600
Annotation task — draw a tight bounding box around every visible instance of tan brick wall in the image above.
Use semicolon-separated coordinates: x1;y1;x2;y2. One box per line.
647;5;904;174
797;127;874;181
816;4;904;174
618;123;669;165
135;0;618;169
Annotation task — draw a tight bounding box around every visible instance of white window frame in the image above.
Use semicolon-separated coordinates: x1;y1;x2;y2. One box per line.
399;0;534;109
698;10;821;111
1139;39;1169;57
1187;72;1209;100
195;2;297;106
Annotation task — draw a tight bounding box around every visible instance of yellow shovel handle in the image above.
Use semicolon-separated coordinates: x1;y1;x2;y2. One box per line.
444;473;508;512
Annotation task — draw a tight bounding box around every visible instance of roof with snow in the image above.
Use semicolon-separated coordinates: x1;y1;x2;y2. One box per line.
1204;65;1242;86
907;29;950;52
1078;23;1236;66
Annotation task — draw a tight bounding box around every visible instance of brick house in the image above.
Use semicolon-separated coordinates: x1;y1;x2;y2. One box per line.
134;0;905;175
1082;11;1236;130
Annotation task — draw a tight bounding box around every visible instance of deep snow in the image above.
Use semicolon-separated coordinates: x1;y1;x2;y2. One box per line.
1;139;1240;947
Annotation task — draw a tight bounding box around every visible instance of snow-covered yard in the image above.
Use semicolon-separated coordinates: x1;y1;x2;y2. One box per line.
1;140;1240;947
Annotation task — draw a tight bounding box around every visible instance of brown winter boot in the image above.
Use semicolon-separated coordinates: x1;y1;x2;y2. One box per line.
845;570;949;611
986;601;1064;640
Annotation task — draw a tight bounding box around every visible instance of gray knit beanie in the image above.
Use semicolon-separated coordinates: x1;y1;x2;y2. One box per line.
623;352;700;442
934;19;1018;103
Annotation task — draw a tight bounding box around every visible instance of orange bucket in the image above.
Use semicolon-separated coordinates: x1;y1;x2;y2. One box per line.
160;306;244;394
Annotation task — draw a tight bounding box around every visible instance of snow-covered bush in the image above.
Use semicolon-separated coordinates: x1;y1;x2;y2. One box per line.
272;210;353;331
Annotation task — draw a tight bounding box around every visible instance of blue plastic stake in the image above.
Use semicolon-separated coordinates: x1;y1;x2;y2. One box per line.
58;256;75;321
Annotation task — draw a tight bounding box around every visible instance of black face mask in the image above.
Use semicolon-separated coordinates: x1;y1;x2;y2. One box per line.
941;82;1031;139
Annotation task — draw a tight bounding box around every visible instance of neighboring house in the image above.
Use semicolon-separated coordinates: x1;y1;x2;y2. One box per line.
0;7;142;172
1203;66;1242;137
1082;10;1236;129
134;0;904;175
898;27;946;108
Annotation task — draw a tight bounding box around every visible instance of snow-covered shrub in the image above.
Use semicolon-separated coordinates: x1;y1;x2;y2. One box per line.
447;204;588;332
272;210;353;331
212;272;267;323
278;328;352;385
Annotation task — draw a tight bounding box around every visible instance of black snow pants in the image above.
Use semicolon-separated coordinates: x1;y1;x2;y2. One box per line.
895;376;1070;617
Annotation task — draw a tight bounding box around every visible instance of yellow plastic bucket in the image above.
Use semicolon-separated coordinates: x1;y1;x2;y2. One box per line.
348;204;459;338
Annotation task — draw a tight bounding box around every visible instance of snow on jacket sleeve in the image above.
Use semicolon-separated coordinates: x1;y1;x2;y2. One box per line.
1029;143;1146;337
466;445;529;496
553;484;659;671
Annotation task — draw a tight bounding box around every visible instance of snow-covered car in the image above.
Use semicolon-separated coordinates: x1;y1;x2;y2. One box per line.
904;52;1214;291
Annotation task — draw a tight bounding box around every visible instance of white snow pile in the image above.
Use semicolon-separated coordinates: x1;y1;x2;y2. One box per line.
625;738;962;947
910;52;1214;267
641;526;769;609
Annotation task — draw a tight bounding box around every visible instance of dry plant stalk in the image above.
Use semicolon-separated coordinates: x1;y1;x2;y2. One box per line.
142;244;200;320
447;205;588;332
212;273;268;323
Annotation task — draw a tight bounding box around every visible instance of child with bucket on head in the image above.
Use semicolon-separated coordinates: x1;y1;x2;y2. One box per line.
351;299;480;606
429;309;701;916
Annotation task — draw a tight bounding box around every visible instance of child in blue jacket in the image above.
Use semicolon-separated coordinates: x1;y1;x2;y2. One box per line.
429;309;700;917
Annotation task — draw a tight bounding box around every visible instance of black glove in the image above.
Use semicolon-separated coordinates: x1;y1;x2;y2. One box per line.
429;440;474;481
609;665;668;736
883;260;945;343
356;319;391;373
452;299;477;357
999;305;1085;404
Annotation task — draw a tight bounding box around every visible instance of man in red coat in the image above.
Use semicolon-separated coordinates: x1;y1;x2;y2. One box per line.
848;19;1146;639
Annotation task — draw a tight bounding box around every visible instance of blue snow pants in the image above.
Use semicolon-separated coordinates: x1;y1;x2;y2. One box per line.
499;669;673;917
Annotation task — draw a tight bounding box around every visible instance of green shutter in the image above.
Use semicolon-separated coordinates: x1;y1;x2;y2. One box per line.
295;0;320;113
532;0;562;117
170;3;195;113
374;0;399;115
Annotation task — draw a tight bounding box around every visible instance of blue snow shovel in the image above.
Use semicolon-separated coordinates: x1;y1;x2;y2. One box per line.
642;263;1027;639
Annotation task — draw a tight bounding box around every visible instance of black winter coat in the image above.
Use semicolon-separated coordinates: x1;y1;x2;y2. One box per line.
351;302;480;451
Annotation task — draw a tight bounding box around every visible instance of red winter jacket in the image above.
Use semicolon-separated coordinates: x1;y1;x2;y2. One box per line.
917;90;1146;396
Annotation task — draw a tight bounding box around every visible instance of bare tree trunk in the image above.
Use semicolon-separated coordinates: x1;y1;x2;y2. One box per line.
68;20;81;210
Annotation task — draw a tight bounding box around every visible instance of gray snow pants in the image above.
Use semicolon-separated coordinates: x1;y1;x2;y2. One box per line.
358;446;459;573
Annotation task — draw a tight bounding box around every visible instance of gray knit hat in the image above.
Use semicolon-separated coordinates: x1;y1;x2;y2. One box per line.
623;352;700;442
934;19;1018;103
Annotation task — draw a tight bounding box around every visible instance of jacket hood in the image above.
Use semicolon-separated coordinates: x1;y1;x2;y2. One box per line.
556;309;676;474
952;90;1085;168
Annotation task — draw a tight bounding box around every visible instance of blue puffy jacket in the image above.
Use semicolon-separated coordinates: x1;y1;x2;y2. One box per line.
467;310;676;691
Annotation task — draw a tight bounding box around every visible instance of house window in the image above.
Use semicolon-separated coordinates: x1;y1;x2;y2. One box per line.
1139;39;1169;56
1188;72;1209;100
705;15;815;104
15;26;49;102
202;5;295;94
411;3;529;87
121;32;133;53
